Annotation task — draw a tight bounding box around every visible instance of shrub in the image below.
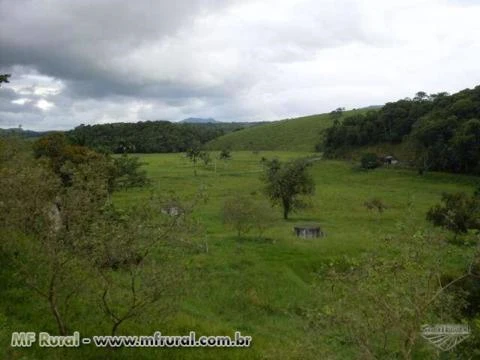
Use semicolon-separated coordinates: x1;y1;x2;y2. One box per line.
363;198;388;213
112;154;149;190
222;196;273;238
360;153;380;170
427;192;480;235
199;151;211;166
219;148;231;160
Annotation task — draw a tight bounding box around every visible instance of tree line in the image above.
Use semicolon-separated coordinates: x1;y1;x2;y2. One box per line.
68;121;246;154
321;86;480;174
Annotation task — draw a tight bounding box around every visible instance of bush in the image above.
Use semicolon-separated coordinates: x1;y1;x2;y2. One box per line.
363;198;388;213
199;151;211;166
222;196;273;238
219;148;231;160
112;154;149;190
475;185;480;198
427;192;480;235
360;153;380;169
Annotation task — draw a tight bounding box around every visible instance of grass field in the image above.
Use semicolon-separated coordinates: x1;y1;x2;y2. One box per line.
205;114;332;152
205;109;372;152
3;151;478;359
111;152;477;359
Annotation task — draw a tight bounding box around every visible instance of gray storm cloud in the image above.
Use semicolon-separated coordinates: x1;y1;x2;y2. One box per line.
1;0;480;130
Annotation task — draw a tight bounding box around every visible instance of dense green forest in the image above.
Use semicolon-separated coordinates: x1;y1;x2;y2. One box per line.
67;121;253;153
322;86;480;174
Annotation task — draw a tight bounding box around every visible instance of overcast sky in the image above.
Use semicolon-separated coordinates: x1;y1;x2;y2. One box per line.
1;0;480;130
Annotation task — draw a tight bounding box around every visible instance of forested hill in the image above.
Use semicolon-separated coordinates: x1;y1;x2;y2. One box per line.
322;86;480;175
67;121;250;153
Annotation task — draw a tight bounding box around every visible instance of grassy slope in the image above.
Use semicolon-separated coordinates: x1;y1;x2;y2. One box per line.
205;114;328;152
206;109;368;152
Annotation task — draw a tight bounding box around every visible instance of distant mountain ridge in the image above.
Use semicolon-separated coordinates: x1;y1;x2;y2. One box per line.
0;127;48;138
180;117;220;124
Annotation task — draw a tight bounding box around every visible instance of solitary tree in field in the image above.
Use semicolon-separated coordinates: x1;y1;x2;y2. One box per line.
262;159;315;219
186;141;203;176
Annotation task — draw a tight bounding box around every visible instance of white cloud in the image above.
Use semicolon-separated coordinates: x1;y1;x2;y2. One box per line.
35;99;55;111
1;0;480;129
12;98;32;105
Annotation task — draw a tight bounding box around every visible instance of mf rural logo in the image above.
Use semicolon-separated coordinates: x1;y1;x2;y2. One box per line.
421;324;470;351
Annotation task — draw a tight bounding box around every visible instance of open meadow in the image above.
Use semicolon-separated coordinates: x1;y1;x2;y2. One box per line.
104;151;477;359
2;149;479;359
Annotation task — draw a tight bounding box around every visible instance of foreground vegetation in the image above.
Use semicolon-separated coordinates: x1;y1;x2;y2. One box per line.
2;138;479;358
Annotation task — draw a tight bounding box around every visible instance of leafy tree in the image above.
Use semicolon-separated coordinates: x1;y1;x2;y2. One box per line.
112;154;149;190
33;132;109;186
262;159;315;219
33;132;69;162
329;107;345;122
413;91;430;101
186;141;203;176
33;133;149;190
450;98;477;118
427;192;480;235
199;151;211;166
451;119;480;173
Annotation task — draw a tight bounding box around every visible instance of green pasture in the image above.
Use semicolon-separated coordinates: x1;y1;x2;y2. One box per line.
110;151;477;359
3;151;477;359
